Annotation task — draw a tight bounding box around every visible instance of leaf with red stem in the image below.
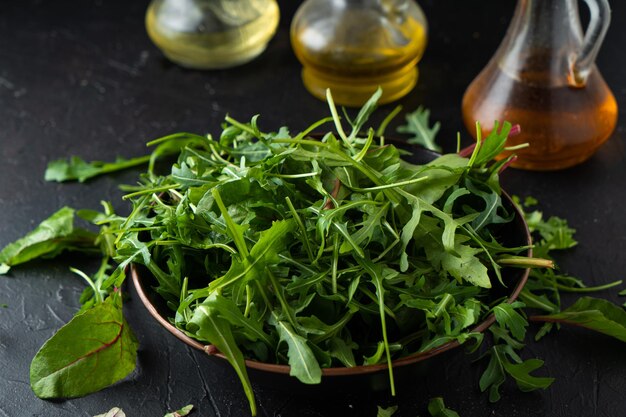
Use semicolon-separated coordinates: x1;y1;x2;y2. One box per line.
30;294;138;399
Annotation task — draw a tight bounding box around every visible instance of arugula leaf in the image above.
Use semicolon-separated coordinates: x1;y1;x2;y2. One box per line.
376;405;398;417
492;301;527;342
45;133;208;183
200;294;273;347
30;295;138;399
164;404;194;417
427;240;491;289
428;397;460;417
328;337;357;367
271;316;322;384
479;344;553;402
357;257;395;394
208;219;295;292
503;357;554;392
188;304;256;416
397;106;442;152
363;341;386;365
347;87;382;142
471;121;512;168
531;297;626;342
93;408;126;417
45;155;151;183
0;207;98;274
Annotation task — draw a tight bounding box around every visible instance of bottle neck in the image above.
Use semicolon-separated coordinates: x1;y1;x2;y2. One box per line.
513;0;582;46
496;0;584;85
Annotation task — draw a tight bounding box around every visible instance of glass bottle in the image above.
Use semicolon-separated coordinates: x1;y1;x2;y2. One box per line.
291;0;428;107
146;0;279;69
462;0;617;170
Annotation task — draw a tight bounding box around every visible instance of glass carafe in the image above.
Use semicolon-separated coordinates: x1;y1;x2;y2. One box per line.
462;0;617;170
146;0;279;69
291;0;428;107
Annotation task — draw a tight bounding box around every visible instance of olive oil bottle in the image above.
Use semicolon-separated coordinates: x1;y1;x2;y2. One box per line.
146;0;279;69
291;0;428;107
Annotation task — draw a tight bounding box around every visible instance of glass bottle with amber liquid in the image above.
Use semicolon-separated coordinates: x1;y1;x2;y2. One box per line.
462;0;617;170
291;0;428;107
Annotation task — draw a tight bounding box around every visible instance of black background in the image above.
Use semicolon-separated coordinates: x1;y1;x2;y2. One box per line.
1;1;626;416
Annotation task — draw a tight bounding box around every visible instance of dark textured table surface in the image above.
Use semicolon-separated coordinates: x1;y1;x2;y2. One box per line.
1;1;626;416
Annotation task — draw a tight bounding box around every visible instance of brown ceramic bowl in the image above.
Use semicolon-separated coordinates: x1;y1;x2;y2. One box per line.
130;143;532;394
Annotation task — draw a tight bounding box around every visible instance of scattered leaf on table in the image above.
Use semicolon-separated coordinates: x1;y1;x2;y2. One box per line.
531;296;626;343
93;407;126;417
0;207;98;274
376;405;398;417
428;397;460;417
30;295;138;398
164;404;194;417
45;155;151;183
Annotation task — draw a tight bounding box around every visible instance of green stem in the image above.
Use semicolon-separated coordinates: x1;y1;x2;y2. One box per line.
326;89;350;147
554;280;622;293
285;197;315;262
122;183;181;200
498;256;555;269
376;105;403;137
360;287;397;320
266;268;299;331
225;116;260;138
212;188;249;258
293;117;335;141
332;234;339;294
70;267;102;304
348;176;429;192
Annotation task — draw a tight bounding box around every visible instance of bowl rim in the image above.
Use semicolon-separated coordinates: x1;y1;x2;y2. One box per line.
130;141;532;377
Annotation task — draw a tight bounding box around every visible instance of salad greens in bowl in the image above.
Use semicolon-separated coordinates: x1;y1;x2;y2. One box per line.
1;89;547;416
120;90;537;414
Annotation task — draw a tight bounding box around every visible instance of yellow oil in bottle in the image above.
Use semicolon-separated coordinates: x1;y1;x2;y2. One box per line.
146;0;279;69
291;8;427;107
463;61;618;170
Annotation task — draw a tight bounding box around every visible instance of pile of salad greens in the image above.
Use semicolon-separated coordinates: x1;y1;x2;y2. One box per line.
2;89;626;417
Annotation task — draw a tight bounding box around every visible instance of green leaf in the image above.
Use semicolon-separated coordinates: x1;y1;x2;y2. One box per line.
188;305;256;416
471;121;511;167
0;207;97;274
492;301;527;342
356;257;395;393
428;240;491;289
397;106;442;152
531;297;626;343
30;295;138;399
209;219;295;292
399;198;422;272
363;341;386;365
479;345;553;402
45;155;151;183
465;180;512;232
93;408;126;417
502;358;554;392
271;317;322;384
428;397;460;417
328;337;357;367
376;405;398;417
479;345;507;402
348;87;383;142
403;154;468;205
201;294;273;347
164;404;194;417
